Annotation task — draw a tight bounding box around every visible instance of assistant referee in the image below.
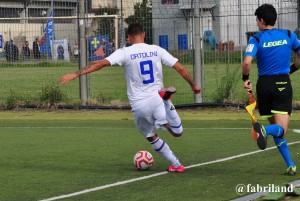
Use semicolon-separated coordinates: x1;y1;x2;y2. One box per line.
242;4;300;176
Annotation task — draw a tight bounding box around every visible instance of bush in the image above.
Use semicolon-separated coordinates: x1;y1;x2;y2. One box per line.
40;81;67;106
5;89;18;109
4;89;40;109
212;65;240;103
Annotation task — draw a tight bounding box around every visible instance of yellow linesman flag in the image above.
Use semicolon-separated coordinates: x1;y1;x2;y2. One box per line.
245;101;257;123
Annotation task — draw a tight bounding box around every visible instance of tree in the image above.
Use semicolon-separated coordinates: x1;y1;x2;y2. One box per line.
125;0;152;44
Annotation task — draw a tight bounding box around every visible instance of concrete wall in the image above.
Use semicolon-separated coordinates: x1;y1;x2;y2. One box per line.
92;0;143;18
152;0;298;50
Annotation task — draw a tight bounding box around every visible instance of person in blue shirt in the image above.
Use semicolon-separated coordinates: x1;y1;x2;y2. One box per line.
242;4;300;176
203;30;217;51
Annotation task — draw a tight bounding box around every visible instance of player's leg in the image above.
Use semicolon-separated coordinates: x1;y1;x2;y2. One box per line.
273;136;296;176
253;78;270;150
158;87;183;136
269;114;296;176
254;116;296;174
132;98;184;172
261;76;296;175
263;114;286;137
146;134;184;172
272;76;296;175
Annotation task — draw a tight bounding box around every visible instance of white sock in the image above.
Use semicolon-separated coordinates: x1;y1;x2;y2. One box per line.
150;137;181;167
163;100;183;134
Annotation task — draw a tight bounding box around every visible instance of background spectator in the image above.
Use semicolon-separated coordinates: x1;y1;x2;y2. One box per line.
22;41;30;61
33;38;41;59
10;40;18;62
4;41;10;61
203;30;217;51
73;40;79;59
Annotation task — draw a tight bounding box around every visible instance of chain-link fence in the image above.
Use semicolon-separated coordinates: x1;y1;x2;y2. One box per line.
0;0;299;108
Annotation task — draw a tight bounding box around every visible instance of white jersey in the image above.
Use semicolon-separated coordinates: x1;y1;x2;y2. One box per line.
105;43;178;107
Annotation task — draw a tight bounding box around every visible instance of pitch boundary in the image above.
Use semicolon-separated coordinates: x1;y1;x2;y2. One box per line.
1;126;250;130
3;126;300;131
40;138;300;201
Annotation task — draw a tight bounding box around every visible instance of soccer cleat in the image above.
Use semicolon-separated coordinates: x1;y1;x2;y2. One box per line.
251;127;258;141
167;165;185;173
252;122;267;150
286;166;296;176
159;87;176;100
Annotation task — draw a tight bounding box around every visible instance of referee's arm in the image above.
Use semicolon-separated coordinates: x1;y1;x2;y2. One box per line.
290;52;300;74
242;55;253;77
242;55;253;92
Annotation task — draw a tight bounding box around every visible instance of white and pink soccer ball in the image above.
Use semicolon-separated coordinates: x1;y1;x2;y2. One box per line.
133;151;154;170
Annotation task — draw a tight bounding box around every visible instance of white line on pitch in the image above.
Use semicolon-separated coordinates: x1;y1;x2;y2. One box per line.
2;126;299;131
39;140;300;201
293;129;300;133
1;126;250;130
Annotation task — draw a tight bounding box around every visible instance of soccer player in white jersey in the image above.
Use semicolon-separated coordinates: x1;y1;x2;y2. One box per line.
60;23;201;172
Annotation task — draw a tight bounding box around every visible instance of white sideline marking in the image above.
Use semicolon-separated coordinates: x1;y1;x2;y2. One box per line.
4;127;300;132
40;172;169;201
293;129;300;133
1;126;249;130
40;140;300;201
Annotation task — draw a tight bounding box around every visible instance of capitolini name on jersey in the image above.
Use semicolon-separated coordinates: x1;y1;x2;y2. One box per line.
130;51;158;60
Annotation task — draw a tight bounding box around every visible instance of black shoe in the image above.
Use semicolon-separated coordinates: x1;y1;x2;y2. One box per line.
252;122;267;150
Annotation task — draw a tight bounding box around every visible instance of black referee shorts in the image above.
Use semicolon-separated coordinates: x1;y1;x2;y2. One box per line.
256;75;292;116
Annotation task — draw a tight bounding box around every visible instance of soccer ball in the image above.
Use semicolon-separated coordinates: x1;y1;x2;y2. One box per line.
133;151;154;170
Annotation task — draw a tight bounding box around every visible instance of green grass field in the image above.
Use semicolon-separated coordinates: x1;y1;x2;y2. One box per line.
1;109;300;201
1;62;300;107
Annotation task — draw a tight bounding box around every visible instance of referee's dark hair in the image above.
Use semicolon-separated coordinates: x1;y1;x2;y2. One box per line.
127;23;144;36
255;4;277;26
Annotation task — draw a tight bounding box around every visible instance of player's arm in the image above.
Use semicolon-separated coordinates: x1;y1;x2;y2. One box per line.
290;51;300;74
172;61;201;94
289;33;300;74
60;59;111;84
242;55;253;92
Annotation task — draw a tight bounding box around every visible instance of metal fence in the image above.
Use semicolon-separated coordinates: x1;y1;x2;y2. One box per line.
0;0;299;107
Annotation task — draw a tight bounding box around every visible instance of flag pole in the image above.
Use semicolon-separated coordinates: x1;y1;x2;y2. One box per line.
51;0;54;60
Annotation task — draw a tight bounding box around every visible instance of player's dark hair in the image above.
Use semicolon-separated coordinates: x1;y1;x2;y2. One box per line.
127;23;144;35
255;4;277;26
